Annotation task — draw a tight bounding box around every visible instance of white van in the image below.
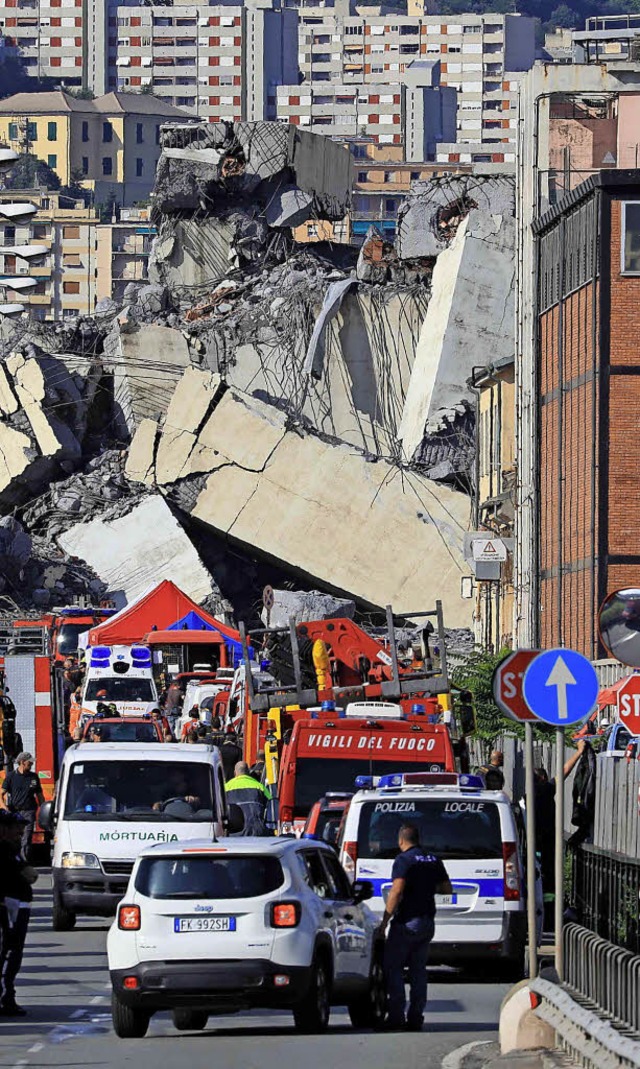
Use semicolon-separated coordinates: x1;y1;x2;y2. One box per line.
40;742;235;931
82;645;158;718
338;772;528;978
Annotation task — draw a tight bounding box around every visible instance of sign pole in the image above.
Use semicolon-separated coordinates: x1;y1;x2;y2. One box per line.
554;726;564;980
524;720;538;978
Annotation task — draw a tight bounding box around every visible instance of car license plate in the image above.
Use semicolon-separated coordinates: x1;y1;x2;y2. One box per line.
436;894;458;906
173;916;236;933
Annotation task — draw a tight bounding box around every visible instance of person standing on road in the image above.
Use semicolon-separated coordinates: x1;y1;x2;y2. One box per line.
0;753;44;861
0;810;38;1016
380;822;452;1032
225;761;271;835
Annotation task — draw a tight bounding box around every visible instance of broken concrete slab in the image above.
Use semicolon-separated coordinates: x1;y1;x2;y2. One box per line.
399;209;515;458
104;322;192;437
396;174;515;262
131;386;471;624
265;186;314;230
154;368;223;484
125;417;159;486
260;588;356;628
58;494;220;608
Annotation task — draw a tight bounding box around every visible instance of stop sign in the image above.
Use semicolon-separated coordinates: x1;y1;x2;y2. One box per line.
617;675;640;735
493;650;540;723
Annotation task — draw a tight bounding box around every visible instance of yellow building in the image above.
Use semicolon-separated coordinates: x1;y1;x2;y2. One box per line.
0;90;190;206
96;206;155;304
0;188;98;320
469;358;515;652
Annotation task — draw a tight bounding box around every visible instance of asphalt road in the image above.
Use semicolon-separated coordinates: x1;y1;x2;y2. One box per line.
1;873;509;1069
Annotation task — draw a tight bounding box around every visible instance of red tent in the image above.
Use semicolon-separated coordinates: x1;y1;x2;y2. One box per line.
87;580;240;647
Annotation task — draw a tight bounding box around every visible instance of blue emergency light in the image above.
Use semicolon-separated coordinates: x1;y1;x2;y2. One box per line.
411;703;425;715
376;772;486;790
354;775;374;789
90;646;111;668
131;646;152;667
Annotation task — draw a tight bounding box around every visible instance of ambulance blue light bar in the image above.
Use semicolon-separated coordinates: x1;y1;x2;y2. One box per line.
90;646;111;667
376;772;485;789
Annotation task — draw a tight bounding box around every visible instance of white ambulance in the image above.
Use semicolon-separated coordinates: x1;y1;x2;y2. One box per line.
338;771;528;979
81;645;159;718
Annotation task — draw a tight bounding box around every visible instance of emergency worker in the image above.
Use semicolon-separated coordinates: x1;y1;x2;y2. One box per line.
68;688;83;737
380;822;452;1032
225;761;271;835
0;753;44;860
220;730;242;780
181;706;200;741
0;810;37;1016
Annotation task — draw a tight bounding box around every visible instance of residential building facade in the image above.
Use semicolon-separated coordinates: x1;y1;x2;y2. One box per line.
96;205;154;302
0;90;189;203
0;188;98;319
109;1;297;122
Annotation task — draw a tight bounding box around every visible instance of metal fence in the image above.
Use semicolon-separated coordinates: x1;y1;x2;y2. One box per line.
593;759;640;856
563;922;640;1037
569;843;640;955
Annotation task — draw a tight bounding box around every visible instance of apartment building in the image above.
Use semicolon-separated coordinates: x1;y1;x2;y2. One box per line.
276;11;534;160
0;90;189;203
110;0;297;123
0;189;98;319
96;205;154;302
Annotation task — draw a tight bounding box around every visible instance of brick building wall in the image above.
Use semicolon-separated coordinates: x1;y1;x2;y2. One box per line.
535;173;640;657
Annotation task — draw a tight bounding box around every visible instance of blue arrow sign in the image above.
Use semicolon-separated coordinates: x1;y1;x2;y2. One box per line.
522;648;599;726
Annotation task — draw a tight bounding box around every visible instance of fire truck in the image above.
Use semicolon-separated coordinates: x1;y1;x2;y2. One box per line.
234;601;468;833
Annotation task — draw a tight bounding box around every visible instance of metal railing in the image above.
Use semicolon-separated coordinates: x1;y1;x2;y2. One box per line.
564;922;640;1038
569;843;640;954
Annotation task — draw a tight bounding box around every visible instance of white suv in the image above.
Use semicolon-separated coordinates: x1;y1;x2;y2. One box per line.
107;837;385;1038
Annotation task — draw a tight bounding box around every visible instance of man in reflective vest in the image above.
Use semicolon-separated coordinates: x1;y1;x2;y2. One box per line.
225;761;271;835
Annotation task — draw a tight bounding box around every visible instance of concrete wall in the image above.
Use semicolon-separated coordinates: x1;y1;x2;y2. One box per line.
58;495;218;607
399;209;515;459
127;381;473;624
105;321;192;436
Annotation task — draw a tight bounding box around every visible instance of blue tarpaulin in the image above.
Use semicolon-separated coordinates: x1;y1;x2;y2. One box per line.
167;611;252;667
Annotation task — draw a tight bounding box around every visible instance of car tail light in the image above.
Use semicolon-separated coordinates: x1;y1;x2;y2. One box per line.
123;976;139;990
118;904;141;930
502;842;520;901
271;902;301;928
280;806;293;823
343;840;357;879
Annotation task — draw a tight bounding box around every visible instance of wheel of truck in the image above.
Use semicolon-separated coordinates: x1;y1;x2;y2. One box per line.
111;992;151;1039
171;1008;209;1031
348;949;385;1029
293;957;331;1034
52;894;76;932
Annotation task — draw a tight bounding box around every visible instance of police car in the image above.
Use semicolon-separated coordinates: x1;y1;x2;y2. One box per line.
337;772;527;978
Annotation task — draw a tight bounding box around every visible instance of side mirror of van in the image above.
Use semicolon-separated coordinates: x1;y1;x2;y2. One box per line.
38;800;54;832
227;803;244;835
352;879;373;903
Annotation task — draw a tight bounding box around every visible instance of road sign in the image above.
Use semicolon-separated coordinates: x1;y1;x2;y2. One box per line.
471;537;508;562
262;585;275;611
523;648;599;726
616;675;640;735
492;650;540;723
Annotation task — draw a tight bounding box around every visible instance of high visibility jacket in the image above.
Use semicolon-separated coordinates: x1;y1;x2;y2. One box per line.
225;774;271;835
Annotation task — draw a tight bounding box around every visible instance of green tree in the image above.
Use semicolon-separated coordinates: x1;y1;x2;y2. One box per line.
4;154;61;190
452;648;511;745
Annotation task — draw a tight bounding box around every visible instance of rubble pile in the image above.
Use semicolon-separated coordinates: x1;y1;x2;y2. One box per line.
0;515;107;610
0;123;519;627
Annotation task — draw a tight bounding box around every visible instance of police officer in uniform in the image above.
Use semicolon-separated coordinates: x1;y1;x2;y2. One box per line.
0;753;44;861
380;822;452;1032
0;810;38;1016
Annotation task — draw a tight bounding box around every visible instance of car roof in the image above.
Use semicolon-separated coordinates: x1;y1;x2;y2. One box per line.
67;742;219;761
135;836;333;859
350;787;510;803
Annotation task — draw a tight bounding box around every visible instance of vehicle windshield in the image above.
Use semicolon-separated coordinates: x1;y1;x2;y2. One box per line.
84;722;159;743
135;855;284;899
85;678;155;703
356;799;503;860
63;760;215;821
293;758;445;812
57;622;89;656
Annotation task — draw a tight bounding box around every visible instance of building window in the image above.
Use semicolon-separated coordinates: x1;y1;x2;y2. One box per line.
82;120;89;142
135;158;143;176
8;122;18;140
82;156;88;174
136;122;144;143
26;121;37;141
47;154;57;169
622;202;640;274
63;226;80;239
47;120;57;141
155;124;161;145
102;157;113;175
357;170;368;182
102;121;113;143
4;226;15;242
63;280;80;294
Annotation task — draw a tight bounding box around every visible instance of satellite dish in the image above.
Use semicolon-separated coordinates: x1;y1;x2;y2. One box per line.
598;588;640;668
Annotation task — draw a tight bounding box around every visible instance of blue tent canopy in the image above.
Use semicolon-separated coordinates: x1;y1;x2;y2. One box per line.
167;611;252;667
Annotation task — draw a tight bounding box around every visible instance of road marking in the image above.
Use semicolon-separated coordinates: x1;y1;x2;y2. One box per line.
90;995;103;1005
69;1008;86;1018
27;1045;43;1054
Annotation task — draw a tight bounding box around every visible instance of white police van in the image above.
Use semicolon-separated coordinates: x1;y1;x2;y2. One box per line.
338;772;527;978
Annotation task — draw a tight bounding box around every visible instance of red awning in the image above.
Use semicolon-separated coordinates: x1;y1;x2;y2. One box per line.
597;675;636;708
87;580;240;647
144;629;225;646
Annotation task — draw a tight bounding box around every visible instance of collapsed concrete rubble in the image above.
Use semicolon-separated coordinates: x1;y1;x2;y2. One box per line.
0;122;517;633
